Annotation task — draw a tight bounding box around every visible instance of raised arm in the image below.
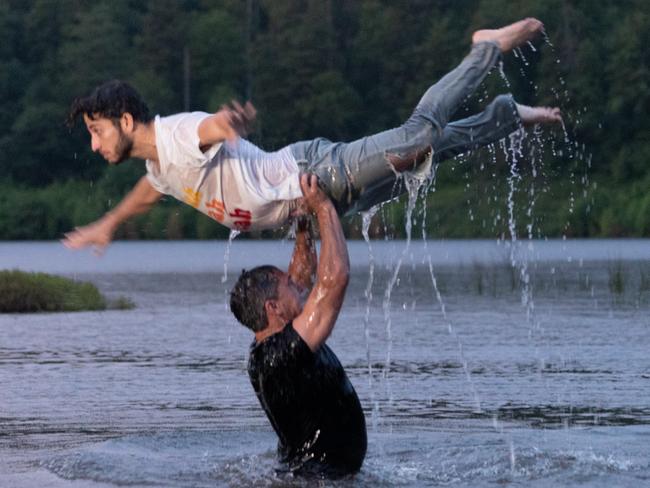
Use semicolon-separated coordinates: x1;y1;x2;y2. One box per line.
288;218;317;291
197;101;256;147
292;175;349;352
62;175;163;255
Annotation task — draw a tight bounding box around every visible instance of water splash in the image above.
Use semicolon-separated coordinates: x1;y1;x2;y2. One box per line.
501;130;542;334
427;255;482;412
361;206;380;428
418;166;483;413
381;169;427;406
221;230;241;283
513;46;529;66
541;32;572;145
497;61;511;88
509;436;517;474
504;132;523;261
361;207;379;386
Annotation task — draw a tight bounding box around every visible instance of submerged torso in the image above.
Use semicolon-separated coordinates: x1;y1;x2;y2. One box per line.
248;323;367;477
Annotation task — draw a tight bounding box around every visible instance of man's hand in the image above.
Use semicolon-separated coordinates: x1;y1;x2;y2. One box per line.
299;174;328;214
62;215;117;256
213;101;257;142
61;177;161;257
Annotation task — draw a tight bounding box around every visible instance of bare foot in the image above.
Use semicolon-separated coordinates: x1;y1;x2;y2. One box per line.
516;103;562;126
472;18;544;52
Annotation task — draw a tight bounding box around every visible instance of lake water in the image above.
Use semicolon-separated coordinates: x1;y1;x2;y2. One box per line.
1;239;649;487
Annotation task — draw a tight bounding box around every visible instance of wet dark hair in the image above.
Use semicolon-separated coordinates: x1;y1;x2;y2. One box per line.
230;266;281;332
67;79;152;128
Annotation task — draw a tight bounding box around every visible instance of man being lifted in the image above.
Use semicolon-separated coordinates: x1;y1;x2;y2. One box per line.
64;18;561;253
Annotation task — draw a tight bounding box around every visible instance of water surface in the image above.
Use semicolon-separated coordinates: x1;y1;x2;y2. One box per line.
1;240;649;487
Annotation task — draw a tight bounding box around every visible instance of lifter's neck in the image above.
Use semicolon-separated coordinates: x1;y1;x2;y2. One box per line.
254;321;287;343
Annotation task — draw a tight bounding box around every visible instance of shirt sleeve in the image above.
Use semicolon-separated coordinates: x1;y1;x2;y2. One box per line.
283;324;315;364
258;324;315;372
166;112;222;168
145;160;171;195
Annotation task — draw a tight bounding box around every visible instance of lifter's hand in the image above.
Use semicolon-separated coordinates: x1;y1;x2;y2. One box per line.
299;174;329;214
62;215;117;256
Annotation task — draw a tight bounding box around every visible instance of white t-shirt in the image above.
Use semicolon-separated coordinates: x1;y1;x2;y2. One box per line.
145;112;302;231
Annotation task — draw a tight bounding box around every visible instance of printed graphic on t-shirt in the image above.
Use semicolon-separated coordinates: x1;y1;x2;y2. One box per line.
204;197;252;230
206;199;225;221
182;188;202;208
149;113;301;231
229;208;252;231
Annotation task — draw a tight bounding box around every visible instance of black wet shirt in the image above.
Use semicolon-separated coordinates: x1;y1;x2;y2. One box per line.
248;323;367;477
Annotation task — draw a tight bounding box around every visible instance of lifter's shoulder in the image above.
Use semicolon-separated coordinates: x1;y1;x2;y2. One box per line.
252;324;314;369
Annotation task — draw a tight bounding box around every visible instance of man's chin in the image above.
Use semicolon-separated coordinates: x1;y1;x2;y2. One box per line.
107;154;130;166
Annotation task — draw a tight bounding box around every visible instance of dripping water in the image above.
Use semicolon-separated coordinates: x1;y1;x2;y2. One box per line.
419;165;483;412
361;207;379;385
361;206;379;428
221;229;241;284
381;172;424;388
424;252;483;413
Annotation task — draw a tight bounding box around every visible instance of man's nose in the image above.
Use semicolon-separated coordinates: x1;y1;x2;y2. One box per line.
90;135;101;152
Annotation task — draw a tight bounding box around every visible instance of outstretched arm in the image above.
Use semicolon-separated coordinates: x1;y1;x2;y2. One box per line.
292;175;349;352
62;176;163;255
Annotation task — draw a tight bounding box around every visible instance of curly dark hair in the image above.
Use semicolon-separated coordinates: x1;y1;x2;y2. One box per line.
67;79;152;128
230;266;281;332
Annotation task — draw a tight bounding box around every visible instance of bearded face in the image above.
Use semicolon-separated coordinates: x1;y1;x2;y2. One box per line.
83;114;134;165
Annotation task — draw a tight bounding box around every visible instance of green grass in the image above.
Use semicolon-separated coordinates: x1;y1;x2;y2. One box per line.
608;261;625;295
0;270;133;313
107;296;136;310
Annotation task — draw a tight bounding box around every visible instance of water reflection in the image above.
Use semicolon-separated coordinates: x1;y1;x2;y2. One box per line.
1;241;649;486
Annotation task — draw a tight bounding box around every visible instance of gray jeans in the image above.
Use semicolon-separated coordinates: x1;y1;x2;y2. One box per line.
289;42;521;215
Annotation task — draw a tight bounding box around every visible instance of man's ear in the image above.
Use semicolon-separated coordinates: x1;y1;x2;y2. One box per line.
120;112;135;133
264;299;278;320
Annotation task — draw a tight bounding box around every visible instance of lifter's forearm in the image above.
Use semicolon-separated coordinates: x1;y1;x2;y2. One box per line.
290;174;349;351
314;202;349;294
288;218;317;290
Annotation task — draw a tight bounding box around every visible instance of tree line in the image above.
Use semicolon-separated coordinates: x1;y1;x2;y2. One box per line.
0;0;648;239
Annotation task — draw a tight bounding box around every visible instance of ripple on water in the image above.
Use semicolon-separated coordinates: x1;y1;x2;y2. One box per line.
41;426;650;487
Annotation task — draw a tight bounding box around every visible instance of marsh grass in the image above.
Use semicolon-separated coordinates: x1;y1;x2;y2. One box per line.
0;270;133;313
456;260;649;305
470;262;485;295
608;261;625;295
108;296;136;310
637;265;650;305
639;266;650;292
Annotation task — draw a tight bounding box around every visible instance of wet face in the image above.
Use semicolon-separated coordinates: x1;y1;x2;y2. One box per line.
83;113;134;165
273;272;305;323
